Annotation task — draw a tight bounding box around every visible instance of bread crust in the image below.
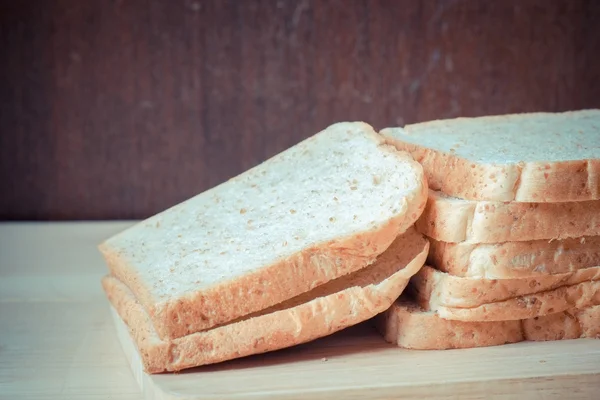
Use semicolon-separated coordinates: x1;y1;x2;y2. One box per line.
429;236;600;278
382;112;600;202
415;190;600;243
100;210;424;340
405;147;599;202
414;279;600;321
376;298;599;349
103;230;429;373
99;122;428;340
411;265;600;308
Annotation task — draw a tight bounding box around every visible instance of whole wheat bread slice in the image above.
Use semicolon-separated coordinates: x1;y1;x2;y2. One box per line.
103;229;429;373
429;236;600;279
376;297;599;350
99;122;427;340
413;279;600;321
416;190;600;243
411;265;600;308
382;110;600;202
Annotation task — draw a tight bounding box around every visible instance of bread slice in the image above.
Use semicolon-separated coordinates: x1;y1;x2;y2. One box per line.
411;265;600;308
413;279;600;321
103;229;429;373
382;110;600;202
429;236;600;279
376;297;599;350
99;122;427;339
416;190;600;243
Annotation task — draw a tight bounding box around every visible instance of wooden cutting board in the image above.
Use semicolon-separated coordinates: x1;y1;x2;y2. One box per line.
111;308;600;399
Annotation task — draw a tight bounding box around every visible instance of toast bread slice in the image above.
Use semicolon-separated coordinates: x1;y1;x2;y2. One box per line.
416;190;600;243
103;229;429;373
413;278;600;321
376;297;599;349
100;122;427;339
382;110;600;202
429;236;600;278
411;265;600;308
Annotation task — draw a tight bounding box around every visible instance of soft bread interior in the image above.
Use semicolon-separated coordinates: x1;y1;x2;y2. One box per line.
386;110;600;164
100;122;427;339
103;228;429;373
381;111;600;202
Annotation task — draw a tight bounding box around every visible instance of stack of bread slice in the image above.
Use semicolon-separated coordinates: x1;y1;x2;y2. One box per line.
377;110;600;349
99;122;431;373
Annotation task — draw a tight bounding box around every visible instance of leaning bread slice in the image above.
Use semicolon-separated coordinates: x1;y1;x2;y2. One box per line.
382;110;600;202
411;265;600;308
103;229;429;373
376;297;599;349
413;279;600;321
416;190;600;243
99;122;427;339
429;236;600;279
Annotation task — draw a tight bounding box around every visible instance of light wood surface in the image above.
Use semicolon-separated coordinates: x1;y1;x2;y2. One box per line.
0;222;141;400
1;222;600;399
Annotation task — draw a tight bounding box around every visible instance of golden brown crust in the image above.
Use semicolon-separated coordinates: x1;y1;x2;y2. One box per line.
414;280;600;322
99;133;429;340
376;299;600;349
428;237;600;278
102;232;429;373
415;191;600;243
100;191;427;340
385;140;600;203
376;300;523;349
411;265;600;308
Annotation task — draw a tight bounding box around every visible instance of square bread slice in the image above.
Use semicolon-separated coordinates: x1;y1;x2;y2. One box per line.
103;228;429;373
99;122;427;340
429;236;600;279
411;265;600;308
416;190;600;243
382;110;600;202
376;297;599;350
413;279;600;321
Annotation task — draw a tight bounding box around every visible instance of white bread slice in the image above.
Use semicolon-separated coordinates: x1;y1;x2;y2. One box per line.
416;190;600;243
99;122;427;340
429;236;600;279
382;110;600;202
411;265;600;308
376;297;600;350
413;279;600;321
103;229;429;373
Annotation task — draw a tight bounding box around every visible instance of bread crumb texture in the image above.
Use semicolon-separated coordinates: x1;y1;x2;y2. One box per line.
382;110;600;201
100;121;427;338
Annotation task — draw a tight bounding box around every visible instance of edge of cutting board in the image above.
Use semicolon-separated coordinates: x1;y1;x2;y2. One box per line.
110;307;600;400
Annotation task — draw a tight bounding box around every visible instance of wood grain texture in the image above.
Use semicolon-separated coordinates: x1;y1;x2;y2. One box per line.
1;0;599;220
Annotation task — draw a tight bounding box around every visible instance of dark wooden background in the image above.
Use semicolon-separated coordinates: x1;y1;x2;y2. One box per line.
1;0;599;220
